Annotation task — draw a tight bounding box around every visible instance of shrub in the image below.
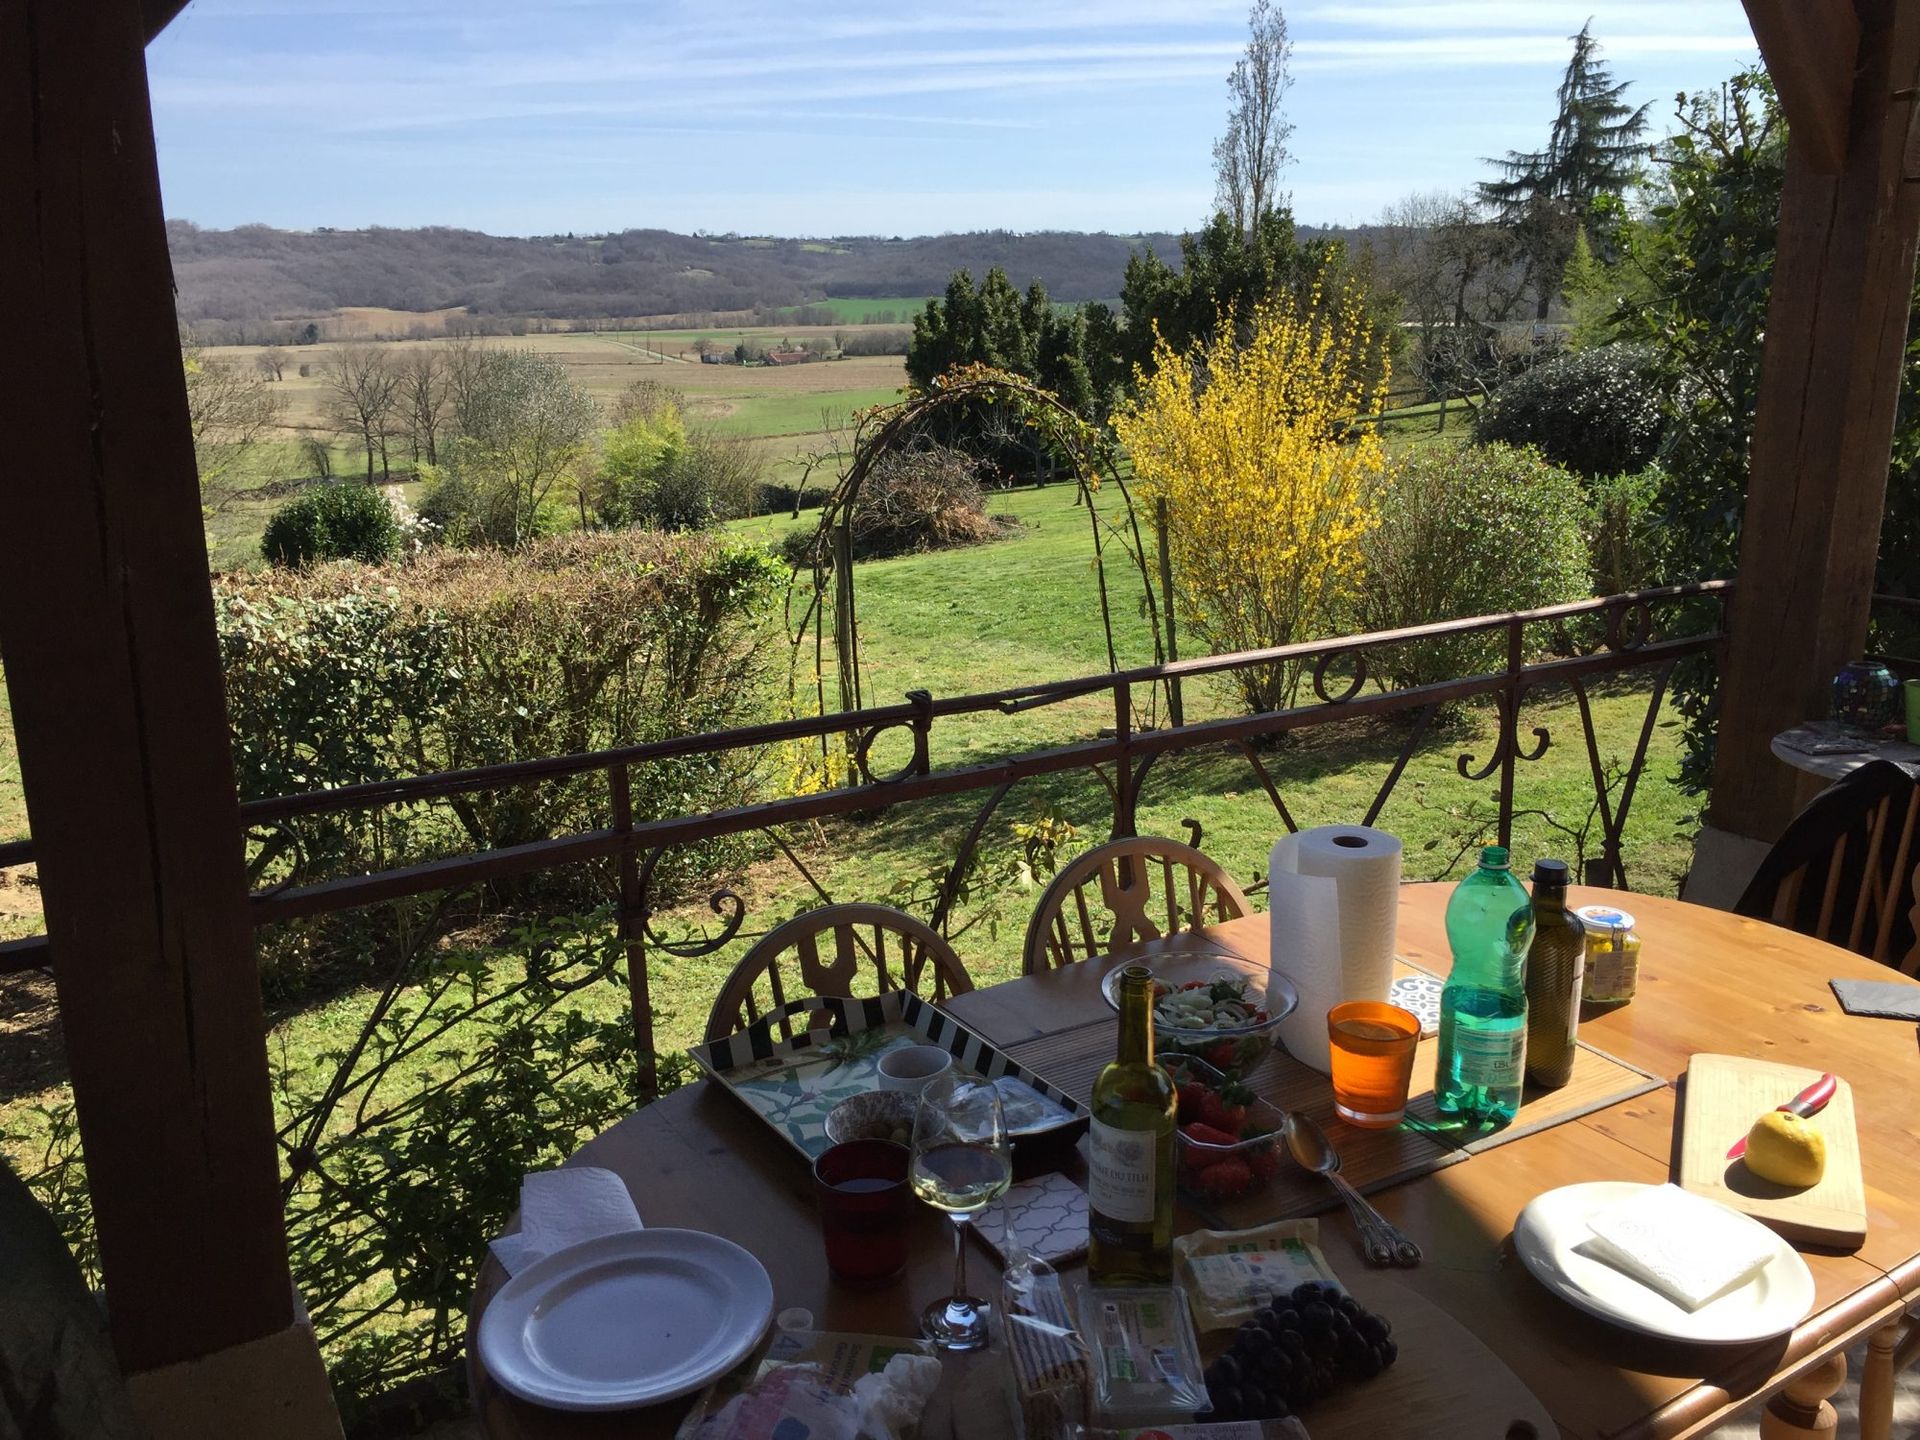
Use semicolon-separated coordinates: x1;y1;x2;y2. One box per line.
260;482;402;568
782;445;1005;567
755;479;831;514
218;531;786;876
1586;465;1671;596
1355;444;1592;690
1472;343;1666;479
1112;262;1389;713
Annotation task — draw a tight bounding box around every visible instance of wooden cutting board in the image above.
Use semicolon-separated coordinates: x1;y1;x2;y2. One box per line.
1678;1053;1866;1248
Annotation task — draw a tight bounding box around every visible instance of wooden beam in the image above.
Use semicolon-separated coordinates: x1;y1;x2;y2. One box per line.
1711;1;1920;840
1743;0;1860;174
0;0;294;1372
144;0;190;43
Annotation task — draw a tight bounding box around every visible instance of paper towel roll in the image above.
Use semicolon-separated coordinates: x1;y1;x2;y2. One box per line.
1267;825;1403;1073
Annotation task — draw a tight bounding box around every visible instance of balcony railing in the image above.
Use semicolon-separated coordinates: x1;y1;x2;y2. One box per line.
0;582;1732;1059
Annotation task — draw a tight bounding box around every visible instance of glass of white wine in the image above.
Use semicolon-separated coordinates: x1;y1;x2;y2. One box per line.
909;1073;1013;1351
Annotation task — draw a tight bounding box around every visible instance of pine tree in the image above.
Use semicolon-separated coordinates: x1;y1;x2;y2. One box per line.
1479;23;1650;319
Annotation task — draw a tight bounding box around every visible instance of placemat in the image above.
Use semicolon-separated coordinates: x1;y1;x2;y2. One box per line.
1000;1022;1663;1230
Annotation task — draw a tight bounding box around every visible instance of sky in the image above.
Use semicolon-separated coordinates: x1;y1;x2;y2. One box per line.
146;0;1761;238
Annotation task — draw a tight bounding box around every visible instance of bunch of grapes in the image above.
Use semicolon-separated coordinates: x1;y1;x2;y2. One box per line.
1199;1282;1399;1421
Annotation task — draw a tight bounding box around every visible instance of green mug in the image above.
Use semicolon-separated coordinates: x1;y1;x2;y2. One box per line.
1906;679;1920;743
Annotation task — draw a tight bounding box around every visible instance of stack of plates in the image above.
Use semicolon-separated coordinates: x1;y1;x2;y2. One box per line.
478;1229;775;1412
1514;1182;1815;1344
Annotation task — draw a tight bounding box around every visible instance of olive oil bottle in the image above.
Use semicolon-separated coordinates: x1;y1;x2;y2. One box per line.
1088;963;1177;1283
1524;858;1584;1089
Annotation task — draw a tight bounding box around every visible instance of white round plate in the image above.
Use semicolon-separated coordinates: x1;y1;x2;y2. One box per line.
479;1229;775;1411
1513;1181;1815;1345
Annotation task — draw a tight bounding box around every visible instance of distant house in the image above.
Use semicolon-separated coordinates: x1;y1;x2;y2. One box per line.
764;348;815;366
699;351;731;364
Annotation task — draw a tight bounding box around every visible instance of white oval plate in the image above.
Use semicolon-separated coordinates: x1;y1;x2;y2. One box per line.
479;1229;775;1412
1514;1181;1815;1345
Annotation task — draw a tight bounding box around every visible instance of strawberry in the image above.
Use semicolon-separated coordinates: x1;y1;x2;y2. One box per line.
1202;1038;1241;1072
1180;1121;1242;1149
1176;1081;1210;1125
1246;1137;1281;1182
1193;1156;1253;1200
1198;1081;1254;1135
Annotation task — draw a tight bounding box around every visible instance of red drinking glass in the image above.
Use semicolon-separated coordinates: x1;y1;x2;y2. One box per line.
813;1139;912;1289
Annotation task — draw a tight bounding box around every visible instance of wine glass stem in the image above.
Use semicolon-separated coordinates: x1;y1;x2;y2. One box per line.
950;1213;970;1301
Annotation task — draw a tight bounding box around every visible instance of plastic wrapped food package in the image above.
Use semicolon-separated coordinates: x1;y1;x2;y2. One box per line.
1084;1287;1209;1430
1172;1220;1344;1333
678;1332;942;1440
1003;1254;1091;1440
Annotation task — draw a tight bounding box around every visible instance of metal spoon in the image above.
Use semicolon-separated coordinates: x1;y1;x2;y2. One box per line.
1282;1112;1422;1268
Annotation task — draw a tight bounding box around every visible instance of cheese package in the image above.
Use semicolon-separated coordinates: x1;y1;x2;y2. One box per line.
1083;1287;1208;1430
1173;1220;1344;1333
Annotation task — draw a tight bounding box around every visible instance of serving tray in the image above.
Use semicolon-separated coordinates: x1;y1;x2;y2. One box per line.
689;990;1090;1163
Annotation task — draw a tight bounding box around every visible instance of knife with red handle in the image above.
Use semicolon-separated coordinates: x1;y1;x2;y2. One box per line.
1727;1072;1838;1160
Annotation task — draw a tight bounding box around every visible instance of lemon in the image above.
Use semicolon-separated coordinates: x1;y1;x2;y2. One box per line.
1744;1110;1827;1188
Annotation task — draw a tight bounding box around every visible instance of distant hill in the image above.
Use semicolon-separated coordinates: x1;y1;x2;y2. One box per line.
165;223;1215;340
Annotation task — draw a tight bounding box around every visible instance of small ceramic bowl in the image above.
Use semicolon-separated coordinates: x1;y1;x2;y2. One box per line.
824;1090;918;1147
875;1044;954;1094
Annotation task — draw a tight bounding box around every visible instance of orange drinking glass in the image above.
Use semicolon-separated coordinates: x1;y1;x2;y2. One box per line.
1327;1001;1421;1129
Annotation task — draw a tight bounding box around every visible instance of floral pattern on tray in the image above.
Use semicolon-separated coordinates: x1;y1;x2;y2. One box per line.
709;1027;941;1156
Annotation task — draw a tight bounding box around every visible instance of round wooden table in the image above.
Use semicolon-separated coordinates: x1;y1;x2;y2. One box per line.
467;885;1920;1440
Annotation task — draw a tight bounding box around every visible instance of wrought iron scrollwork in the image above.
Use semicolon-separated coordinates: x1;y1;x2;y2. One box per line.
853;688;934;785
1456;686;1551;781
631;845;747;958
244;817;311;896
1311;646;1369;705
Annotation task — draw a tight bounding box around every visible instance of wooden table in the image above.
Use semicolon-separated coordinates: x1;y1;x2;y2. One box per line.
468;886;1920;1439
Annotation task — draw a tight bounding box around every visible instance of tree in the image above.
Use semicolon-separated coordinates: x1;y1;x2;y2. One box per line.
255;346;289;381
692;337;714;358
1478;23;1651;318
396;347;450;468
426;350;599;547
1213;0;1294;243
183;343;285;508
1112;262;1390;714
324;343;401;483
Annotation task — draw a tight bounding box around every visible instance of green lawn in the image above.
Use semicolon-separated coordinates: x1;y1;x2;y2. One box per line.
780;297;932;323
695;385;906;441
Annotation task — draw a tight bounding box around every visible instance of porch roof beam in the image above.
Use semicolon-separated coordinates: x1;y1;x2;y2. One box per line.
1745;0;1861;174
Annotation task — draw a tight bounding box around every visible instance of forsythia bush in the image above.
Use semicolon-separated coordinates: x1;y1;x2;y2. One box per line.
1113;266;1390;713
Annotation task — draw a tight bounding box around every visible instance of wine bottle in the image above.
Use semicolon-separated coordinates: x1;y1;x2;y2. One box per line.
1524;858;1584;1089
1434;846;1533;1130
1088;963;1176;1284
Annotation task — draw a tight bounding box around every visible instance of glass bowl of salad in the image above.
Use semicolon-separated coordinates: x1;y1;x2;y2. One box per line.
1099;954;1297;1075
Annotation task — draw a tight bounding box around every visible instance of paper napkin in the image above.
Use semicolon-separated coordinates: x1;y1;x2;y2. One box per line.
489;1166;642;1277
1582;1183;1774;1311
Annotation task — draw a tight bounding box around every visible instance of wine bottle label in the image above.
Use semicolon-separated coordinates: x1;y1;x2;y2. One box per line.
1453;1026;1525;1089
1089;1118;1156;1224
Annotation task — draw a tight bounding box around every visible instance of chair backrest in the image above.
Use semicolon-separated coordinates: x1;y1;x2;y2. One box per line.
1023;835;1251;975
1734;759;1920;970
704;902;975;1043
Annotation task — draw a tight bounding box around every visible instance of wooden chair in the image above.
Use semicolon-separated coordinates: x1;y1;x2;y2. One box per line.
1022;835;1251;974
703;902;974;1043
1734;759;1920;971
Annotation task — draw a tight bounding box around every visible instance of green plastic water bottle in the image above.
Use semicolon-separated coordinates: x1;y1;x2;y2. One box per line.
1434;845;1535;1130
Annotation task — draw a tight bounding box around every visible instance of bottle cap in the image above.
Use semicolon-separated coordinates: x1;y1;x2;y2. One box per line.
1532;858;1570;885
1480;845;1510;868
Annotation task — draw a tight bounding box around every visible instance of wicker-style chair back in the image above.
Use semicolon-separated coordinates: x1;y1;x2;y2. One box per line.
704;902;974;1043
1022;835;1250;975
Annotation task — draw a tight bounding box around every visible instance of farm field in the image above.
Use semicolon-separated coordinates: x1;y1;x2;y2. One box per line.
199;327;909;566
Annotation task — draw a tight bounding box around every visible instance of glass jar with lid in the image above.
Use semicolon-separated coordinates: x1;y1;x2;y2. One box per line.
1574;904;1640;1004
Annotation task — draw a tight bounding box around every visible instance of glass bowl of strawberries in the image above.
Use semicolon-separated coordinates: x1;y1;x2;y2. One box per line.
1165;1054;1289;1206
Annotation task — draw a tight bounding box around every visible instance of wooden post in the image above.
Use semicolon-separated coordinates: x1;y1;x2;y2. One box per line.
1711;0;1920;841
0;0;296;1378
